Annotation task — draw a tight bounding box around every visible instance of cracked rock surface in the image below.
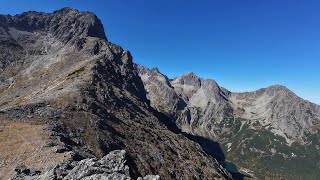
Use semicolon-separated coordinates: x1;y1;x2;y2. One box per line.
12;150;161;180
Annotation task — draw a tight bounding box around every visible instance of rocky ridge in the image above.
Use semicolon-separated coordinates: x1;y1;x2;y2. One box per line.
0;8;231;179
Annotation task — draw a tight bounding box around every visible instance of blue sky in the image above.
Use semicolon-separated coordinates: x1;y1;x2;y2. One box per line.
1;0;319;104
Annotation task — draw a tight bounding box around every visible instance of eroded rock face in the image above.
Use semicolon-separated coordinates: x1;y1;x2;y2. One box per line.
136;65;233;139
0;8;231;180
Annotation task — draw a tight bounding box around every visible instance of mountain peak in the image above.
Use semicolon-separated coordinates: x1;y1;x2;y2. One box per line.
151;67;160;73
1;8;107;43
261;84;295;96
171;72;202;89
267;84;289;91
53;7;79;14
184;72;198;77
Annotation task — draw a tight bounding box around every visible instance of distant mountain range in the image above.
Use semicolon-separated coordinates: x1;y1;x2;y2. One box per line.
0;7;319;180
136;65;320;179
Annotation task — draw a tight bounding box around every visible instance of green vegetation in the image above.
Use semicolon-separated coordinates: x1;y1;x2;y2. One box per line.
218;118;320;179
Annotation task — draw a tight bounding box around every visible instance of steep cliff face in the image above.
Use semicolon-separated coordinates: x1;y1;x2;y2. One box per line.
135;65;186;118
171;73;233;138
0;8;231;180
137;66;320;179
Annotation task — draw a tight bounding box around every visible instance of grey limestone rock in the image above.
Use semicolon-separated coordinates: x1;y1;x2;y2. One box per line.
137;65;320;142
13;150;159;180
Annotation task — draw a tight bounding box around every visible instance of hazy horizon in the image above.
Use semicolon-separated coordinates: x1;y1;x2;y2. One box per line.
1;0;319;105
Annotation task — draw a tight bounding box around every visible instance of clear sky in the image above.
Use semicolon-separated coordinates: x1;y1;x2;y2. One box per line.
1;0;319;104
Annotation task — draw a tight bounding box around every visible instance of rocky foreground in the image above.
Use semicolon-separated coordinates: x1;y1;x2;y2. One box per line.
12;150;160;180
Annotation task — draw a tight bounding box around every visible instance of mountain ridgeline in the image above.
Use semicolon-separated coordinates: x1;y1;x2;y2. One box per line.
136;65;320;179
0;8;319;180
0;8;231;180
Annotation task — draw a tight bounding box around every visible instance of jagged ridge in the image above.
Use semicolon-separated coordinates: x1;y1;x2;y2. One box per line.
0;8;232;180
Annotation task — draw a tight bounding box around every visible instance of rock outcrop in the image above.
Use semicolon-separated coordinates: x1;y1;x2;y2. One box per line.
12;150;160;180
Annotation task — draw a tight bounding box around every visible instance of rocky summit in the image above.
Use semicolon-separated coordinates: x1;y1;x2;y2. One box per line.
0;8;232;180
0;7;319;180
